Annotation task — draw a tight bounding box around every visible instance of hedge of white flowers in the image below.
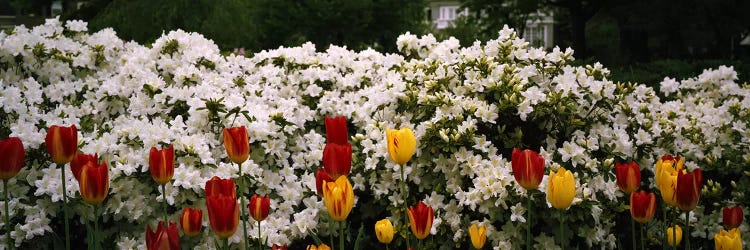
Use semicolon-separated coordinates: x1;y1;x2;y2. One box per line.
1;18;748;249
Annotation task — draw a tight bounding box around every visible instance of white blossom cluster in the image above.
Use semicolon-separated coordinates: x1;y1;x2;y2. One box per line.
0;19;748;249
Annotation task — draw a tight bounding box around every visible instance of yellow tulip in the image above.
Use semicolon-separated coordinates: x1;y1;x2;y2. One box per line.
374;219;394;244
322;176;355;221
654;155;683;207
386;127;416;165
547;167;576;210
715;228;742;250
468;223;487;249
306;244;331;250
667;225;682;247
657;169;679;206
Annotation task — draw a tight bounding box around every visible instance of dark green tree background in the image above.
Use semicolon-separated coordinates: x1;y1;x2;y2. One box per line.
66;0;428;53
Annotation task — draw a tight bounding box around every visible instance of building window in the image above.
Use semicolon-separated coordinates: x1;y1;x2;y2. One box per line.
435;5;467;29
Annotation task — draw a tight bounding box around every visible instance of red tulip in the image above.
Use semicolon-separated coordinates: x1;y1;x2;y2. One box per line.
206;194;239;238
205;176;236;199
222;126;249;164
45;125;78;165
0;137;25;180
249;194;270;222
675;168;703;211
149;145;175;185
723;206;743;229
205;176;239;238
630;191;656;223
180;208;203;237
271;244;288;250
322;143;352;179
145;221;180;250
315;168;333;195
615;161;641;194
325;116;348;144
511;148;545;190
79;160;109;205
70;152;97;181
407;200;434;240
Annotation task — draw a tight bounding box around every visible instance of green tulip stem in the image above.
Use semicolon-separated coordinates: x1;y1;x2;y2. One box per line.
559;211;564;250
672;213;680;250
386;245;390;250
238;162;249;250
329;219;334;250
61;163;71;250
4;179;11;250
662;203;667;250
257;220;262;250
339;221;345;250
400;163;410;249
94;205;99;250
640;223;645;250
631;218;636;250
526;191;532;250
224;237;230;250
684;212;690;250
162;184;168;224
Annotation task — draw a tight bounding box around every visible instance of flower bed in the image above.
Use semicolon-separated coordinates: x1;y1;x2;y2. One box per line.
0;18;748;249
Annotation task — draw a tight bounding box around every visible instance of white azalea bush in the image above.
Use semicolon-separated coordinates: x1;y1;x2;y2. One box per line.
0;18;748;249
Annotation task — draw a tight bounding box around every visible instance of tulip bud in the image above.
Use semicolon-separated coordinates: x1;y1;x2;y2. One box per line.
271;245;288;250
149;145;175;185
322;176;355;221
615;162;641;194
45;125;78;165
374;219;394;244
675;168;702;211
547;167;576;210
180;208;203;237
667;225;682;247
468;223;487;249
249;194;270;222
407;201;434;240
0;137;25;180
79;160;109;205
511;148;545;190
630;191;656;223
386;127;416;165
222;126;250;164
722;206;743;229
324;116;348;145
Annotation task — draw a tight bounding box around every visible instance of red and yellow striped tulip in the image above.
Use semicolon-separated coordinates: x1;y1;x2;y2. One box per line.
248;194;270;222
179;208;203;237
79;160;109;205
70;152;97;181
45;125;78;165
222;126;249;164
149;145;175;185
306;244;331;250
630;191;656;223
322;176;354;221
615;161;641;194
205;176;236;199
407;200;434;240
374;218;394;244
315;168;333;195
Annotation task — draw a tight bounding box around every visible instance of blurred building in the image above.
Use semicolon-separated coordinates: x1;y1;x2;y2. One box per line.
0;0;88;30
428;0;555;49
